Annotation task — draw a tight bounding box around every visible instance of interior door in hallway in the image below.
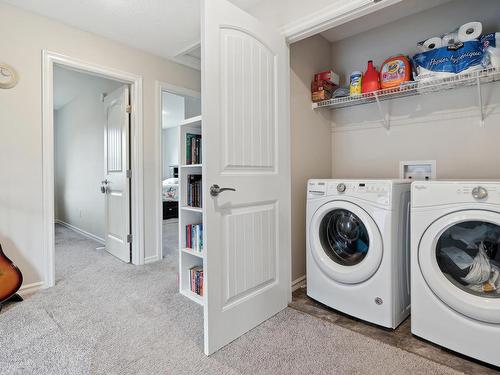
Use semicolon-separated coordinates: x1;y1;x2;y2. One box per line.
103;85;131;263
202;0;291;355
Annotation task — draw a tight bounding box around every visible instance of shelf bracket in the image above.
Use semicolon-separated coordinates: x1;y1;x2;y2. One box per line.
476;77;485;127
373;91;390;131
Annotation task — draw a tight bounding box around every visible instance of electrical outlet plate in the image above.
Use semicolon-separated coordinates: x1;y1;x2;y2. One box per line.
399;160;436;181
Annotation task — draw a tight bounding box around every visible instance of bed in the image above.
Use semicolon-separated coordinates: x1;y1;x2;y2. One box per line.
162;178;179;219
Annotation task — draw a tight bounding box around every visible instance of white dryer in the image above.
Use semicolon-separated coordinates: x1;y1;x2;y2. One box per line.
411;181;500;367
306;179;411;328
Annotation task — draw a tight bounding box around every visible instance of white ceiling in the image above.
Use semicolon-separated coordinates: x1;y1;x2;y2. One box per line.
0;0;268;65
1;0;453;69
1;0;339;68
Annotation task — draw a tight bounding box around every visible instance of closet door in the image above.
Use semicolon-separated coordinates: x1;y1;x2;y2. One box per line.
202;0;291;355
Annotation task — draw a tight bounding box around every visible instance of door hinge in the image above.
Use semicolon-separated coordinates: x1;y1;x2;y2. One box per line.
126;234;133;243
126;169;132;178
126;104;131;113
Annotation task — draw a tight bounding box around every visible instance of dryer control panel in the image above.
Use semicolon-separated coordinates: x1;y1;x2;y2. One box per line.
412;181;500;207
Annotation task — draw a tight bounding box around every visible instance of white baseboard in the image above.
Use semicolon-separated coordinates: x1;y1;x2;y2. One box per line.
19;281;44;297
55;219;105;245
144;255;160;264
292;275;306;292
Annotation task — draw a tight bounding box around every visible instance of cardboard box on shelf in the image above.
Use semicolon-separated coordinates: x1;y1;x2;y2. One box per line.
313;70;340;86
311;80;336;102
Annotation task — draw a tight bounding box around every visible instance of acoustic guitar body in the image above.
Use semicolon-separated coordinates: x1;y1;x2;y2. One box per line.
0;245;23;305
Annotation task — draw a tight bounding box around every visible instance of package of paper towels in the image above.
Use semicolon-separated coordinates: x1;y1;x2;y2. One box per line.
413;21;489;81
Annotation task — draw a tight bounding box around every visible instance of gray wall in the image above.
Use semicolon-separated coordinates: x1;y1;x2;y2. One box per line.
290;34;333;282
162;127;179;179
54;67;122;241
330;0;500;179
185;96;201;118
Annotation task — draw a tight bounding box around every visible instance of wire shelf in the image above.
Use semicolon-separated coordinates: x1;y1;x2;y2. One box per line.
312;67;500;110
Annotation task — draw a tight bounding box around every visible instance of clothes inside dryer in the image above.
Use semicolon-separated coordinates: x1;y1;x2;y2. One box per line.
319;209;370;266
436;221;500;297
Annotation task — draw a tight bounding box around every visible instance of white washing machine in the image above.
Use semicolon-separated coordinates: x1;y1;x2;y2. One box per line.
306;179;411;328
411;181;500;367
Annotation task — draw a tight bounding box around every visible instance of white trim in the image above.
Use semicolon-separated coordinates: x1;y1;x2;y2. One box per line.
144;255;160;264
42;50;145;289
282;0;403;44
291;275;306;292
19;281;44;296
155;81;201;265
55;219;105;245
172;41;201;71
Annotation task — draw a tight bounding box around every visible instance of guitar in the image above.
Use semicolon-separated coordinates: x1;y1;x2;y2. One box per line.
0;244;23;311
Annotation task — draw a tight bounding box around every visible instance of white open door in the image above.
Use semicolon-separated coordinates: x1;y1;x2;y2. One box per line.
102;85;131;263
202;0;291;355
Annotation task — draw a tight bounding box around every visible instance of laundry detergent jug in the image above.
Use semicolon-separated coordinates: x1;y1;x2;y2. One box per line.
380;55;411;89
362;60;380;93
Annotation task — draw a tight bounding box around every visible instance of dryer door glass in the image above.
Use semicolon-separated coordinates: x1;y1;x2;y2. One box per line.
319;209;369;266
436;221;500;298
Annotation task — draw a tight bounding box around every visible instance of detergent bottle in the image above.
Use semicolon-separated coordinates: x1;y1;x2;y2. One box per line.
380;55;411;89
362;60;381;93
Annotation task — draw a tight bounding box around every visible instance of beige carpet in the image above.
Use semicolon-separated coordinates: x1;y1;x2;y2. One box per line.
0;225;465;374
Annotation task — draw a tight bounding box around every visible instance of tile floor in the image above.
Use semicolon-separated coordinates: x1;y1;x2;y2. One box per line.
289;287;499;375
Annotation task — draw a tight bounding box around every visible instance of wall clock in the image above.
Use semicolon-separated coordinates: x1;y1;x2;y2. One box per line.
0;63;19;89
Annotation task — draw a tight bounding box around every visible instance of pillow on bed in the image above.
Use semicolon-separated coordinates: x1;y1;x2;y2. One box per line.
162;178;179;186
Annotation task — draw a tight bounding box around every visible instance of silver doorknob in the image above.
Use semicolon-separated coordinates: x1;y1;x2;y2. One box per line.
472;186;488;200
100;179;109;194
210;184;236;197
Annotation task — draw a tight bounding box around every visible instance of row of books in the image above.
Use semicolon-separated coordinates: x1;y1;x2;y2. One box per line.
187;174;202;208
190;266;204;296
186;223;203;253
186;133;202;165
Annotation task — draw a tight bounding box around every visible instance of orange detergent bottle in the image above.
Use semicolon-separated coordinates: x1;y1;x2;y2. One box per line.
380;55;411;89
361;60;380;93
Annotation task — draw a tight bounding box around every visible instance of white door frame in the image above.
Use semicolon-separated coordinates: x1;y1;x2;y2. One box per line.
154;81;200;262
42;50;145;288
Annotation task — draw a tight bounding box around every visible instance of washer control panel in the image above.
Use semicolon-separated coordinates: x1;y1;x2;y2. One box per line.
308;180;392;205
328;182;388;194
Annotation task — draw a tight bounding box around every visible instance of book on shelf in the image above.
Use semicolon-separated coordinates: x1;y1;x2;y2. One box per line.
189;266;204;296
186;133;202;165
185;223;203;253
187;174;202;208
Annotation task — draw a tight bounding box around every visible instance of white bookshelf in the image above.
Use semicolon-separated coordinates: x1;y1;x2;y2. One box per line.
178;116;204;306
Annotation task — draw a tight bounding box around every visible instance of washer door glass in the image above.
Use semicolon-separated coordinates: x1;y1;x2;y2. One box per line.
319;209;370;266
436;220;500;298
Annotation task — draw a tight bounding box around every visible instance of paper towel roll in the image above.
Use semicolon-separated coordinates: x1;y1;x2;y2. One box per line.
442;32;459;46
458;21;482;42
420;37;443;52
